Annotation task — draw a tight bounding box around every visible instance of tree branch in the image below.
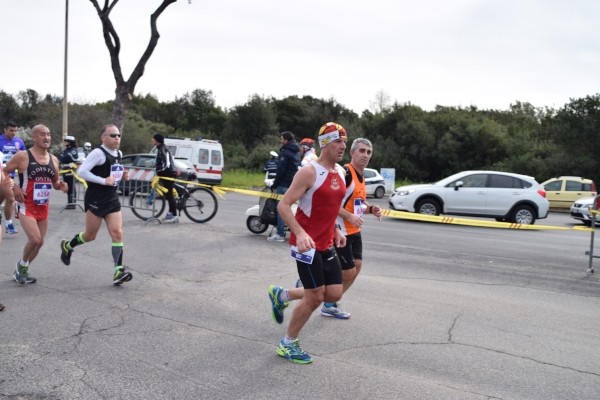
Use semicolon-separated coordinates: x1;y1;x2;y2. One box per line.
128;0;177;93
90;0;124;85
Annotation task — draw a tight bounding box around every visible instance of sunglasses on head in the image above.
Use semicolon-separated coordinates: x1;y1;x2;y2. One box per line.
108;133;121;138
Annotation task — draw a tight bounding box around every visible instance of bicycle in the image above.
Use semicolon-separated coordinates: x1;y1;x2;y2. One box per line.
129;176;218;223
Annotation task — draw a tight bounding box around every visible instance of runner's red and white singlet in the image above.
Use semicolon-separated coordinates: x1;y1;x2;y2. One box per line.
18;150;57;221
290;160;346;251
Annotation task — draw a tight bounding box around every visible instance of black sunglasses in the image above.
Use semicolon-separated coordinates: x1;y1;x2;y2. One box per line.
108;133;121;138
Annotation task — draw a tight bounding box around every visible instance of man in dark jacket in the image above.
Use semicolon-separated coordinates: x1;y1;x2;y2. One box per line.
59;135;79;209
268;131;300;242
152;134;178;223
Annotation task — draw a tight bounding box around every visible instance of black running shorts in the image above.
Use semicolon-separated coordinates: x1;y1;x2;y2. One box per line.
296;246;342;289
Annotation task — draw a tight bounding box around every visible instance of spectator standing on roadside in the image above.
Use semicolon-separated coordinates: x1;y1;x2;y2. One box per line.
267;122;348;364
3;125;68;284
83;142;92;157
152;133;179;223
299;138;318;167
59;124;132;286
0;121;26;235
267;131;300;242
59;135;79;209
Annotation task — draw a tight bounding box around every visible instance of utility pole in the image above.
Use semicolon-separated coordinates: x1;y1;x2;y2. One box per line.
62;0;69;139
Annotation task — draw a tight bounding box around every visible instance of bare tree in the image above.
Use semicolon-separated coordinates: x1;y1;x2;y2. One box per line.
369;89;392;114
90;0;180;132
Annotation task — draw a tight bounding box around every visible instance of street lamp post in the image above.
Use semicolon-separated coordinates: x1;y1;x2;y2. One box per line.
62;0;69;139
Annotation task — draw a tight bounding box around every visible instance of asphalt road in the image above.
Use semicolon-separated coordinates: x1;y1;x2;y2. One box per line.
1;190;599;400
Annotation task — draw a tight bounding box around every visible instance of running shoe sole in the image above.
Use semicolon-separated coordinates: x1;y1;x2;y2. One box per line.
113;271;133;286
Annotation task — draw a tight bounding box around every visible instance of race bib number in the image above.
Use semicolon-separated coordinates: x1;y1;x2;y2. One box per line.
290;246;315;265
111;164;124;185
34;183;52;205
354;198;367;216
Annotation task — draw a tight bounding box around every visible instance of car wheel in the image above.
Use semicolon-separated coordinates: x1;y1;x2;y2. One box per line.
583;220;592;227
374;186;385;199
510;205;536;225
415;198;441;215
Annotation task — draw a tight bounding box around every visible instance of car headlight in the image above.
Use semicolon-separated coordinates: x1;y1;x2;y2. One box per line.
396;189;414;196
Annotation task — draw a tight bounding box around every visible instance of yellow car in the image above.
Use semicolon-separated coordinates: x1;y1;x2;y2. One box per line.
541;176;596;208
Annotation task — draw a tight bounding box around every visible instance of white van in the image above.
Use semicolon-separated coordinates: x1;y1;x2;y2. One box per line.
151;137;224;185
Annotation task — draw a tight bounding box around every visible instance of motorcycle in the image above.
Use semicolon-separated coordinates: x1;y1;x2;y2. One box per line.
245;151;297;235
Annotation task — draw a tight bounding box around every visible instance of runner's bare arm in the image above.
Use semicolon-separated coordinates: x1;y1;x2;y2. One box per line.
51;155;68;192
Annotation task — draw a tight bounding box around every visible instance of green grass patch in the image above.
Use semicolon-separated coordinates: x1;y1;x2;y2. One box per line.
223;169;265;189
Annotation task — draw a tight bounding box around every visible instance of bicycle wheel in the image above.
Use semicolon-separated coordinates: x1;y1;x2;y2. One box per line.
183;187;218;223
129;188;166;221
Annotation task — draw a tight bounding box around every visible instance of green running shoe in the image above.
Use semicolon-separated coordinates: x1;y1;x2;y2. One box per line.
113;267;133;286
14;261;36;285
276;338;313;364
268;285;288;324
60;239;73;266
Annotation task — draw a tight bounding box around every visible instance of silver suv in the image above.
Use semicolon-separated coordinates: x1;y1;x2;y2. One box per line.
389;170;550;225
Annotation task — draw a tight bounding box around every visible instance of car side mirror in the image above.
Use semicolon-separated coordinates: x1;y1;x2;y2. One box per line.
454;181;464;191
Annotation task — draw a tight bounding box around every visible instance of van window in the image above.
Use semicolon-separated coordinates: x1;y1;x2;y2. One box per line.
177;147;192;160
199;148;209;165
211;150;222;166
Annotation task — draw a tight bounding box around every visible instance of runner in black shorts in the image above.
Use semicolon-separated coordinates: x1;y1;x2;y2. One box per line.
59;124;132;286
323;138;383;319
267;122;348;364
336;232;362;270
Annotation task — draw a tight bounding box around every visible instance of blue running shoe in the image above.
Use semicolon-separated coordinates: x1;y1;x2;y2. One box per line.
320;303;351;319
5;223;18;235
276;338;313;364
268;285;288;324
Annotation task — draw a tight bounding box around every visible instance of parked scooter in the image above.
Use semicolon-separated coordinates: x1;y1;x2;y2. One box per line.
245;151;297;235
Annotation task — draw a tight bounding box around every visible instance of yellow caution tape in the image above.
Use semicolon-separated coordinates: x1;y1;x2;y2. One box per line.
68;172;591;232
59;169;87;188
380;208;591;231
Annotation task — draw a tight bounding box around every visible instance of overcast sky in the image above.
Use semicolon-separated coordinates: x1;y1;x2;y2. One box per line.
2;0;599;114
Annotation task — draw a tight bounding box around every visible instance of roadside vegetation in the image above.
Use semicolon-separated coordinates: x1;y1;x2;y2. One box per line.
2;89;599;186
